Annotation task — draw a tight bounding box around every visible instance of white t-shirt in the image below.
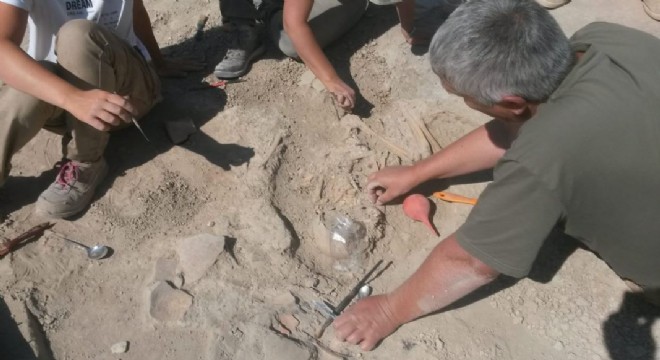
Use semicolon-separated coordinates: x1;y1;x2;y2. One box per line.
0;0;149;62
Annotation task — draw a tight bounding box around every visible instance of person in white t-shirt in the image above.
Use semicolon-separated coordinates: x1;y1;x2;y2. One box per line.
0;0;201;219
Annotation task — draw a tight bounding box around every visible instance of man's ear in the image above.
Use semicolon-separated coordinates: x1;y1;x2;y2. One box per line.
500;95;528;116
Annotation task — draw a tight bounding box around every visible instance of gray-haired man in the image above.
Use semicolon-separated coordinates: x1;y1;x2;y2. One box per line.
332;0;660;351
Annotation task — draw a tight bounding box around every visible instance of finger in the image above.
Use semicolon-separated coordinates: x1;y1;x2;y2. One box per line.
87;117;111;131
360;337;378;351
347;93;356;108
95;110;122;127
107;94;137;116
333;322;356;342
365;180;384;204
102;101;132;123
365;179;382;193
332;313;351;329
346;330;365;345
375;189;396;205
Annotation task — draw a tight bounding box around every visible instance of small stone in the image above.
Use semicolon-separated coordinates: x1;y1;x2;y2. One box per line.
553;341;564;351
278;313;299;332
273;322;291;336
302;277;319;288
149;281;193;322
172;273;185;289
207;221;216;227
299;70;316;87
435;338;445;350
110;341;129;354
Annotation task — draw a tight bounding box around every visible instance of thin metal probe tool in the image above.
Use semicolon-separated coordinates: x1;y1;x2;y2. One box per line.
315;260;385;338
132;117;150;142
99;40;150;142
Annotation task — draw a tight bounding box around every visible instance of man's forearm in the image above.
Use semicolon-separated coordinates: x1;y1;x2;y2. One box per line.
411;119;517;183
0;40;80;109
385;234;498;324
283;0;339;85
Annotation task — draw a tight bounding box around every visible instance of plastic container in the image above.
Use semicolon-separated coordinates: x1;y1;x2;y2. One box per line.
328;215;367;272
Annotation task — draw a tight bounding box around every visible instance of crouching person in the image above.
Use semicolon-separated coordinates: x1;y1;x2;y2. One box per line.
333;0;660;351
0;0;197;219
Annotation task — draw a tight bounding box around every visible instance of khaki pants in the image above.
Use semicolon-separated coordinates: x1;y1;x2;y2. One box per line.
0;19;160;185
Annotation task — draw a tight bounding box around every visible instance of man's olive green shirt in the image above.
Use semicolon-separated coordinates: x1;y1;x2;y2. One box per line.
456;22;660;287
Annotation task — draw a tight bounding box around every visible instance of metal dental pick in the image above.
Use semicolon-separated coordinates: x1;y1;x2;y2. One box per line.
132;117;150;142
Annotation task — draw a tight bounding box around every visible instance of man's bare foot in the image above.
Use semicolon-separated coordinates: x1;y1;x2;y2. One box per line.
332;294;402;351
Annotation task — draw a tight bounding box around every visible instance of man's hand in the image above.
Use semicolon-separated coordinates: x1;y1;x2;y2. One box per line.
325;78;356;111
63;90;136;131
333;294;402;351
366;165;420;205
155;57;205;78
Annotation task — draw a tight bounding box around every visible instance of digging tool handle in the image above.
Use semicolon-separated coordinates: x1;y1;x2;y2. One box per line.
0;222;53;257
433;191;477;206
315;260;384;338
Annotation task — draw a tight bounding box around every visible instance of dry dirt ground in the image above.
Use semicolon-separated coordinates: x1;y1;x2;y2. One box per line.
1;0;660;359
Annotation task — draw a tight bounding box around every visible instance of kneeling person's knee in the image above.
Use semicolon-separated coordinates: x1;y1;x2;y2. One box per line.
55;19;106;64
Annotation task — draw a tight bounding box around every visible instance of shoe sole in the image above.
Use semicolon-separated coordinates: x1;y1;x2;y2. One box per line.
643;1;660;20
214;44;266;79
34;163;109;219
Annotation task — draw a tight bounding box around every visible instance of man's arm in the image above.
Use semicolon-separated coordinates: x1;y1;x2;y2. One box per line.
0;3;135;130
333;233;499;350
283;0;355;110
367;119;519;204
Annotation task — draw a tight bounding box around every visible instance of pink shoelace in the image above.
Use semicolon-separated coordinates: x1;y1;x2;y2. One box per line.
55;160;80;188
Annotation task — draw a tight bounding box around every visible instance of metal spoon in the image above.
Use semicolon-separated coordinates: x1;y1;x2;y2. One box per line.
357;285;372;299
46;230;109;260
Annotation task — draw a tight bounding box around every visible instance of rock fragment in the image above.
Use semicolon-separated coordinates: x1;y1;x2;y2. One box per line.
149;281;193;322
278;313;299;333
110;341;129;354
165;117;197;145
176;234;224;284
299;70;316;87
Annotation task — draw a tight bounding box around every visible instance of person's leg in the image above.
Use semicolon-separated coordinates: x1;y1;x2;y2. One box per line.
214;0;266;78
643;0;660;21
0;62;66;188
35;19;160;218
268;0;369;58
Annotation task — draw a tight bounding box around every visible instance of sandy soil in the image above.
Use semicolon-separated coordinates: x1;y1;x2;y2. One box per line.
1;0;660;359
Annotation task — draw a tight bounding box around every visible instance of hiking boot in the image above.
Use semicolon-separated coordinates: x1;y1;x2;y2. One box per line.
536;0;569;9
214;23;265;79
35;158;108;219
643;0;660;21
